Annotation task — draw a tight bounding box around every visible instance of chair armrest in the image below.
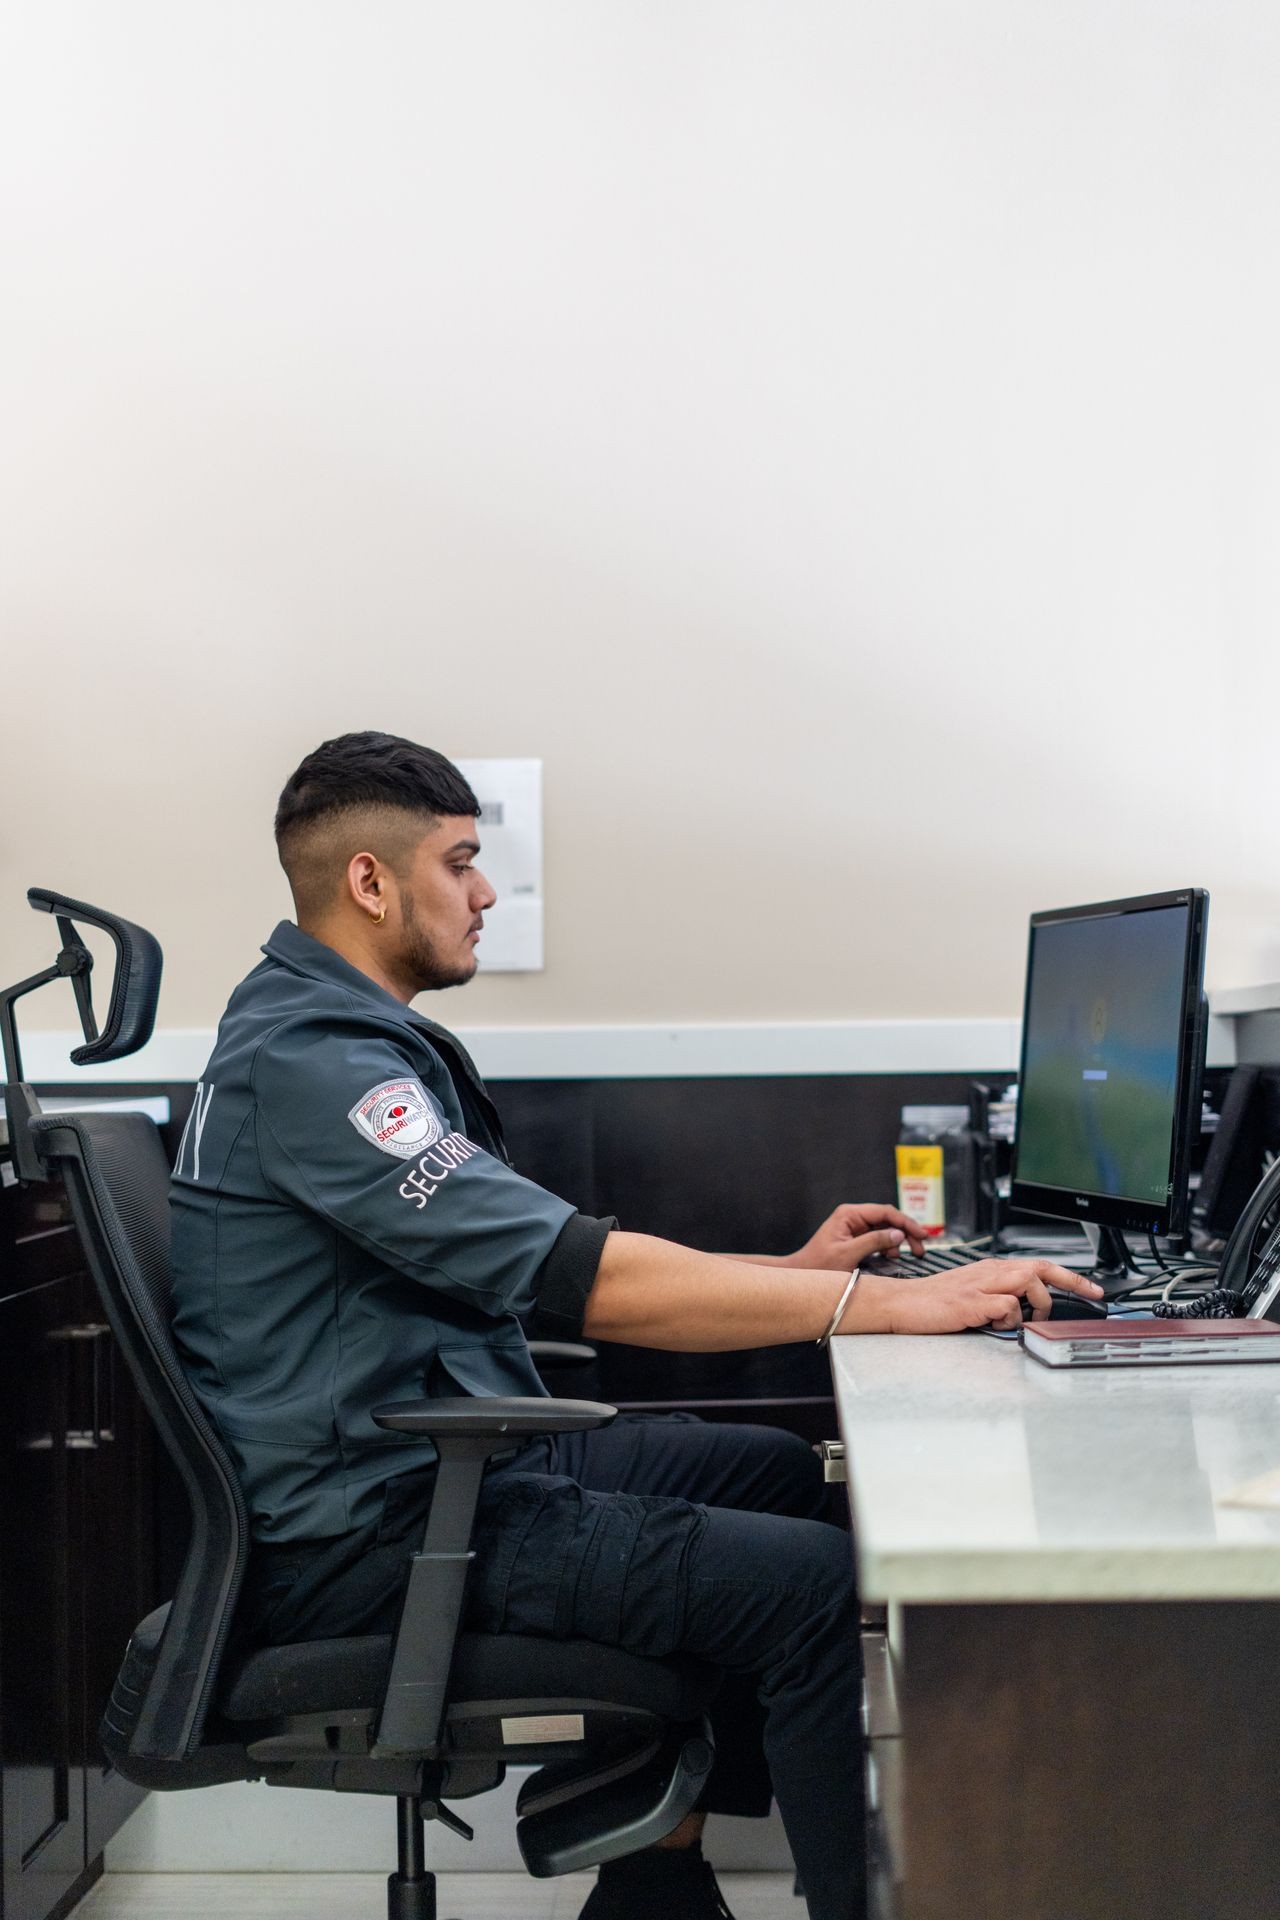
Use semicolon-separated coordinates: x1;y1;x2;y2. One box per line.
372;1394;615;1438
371;1395;616;1757
527;1339;598;1370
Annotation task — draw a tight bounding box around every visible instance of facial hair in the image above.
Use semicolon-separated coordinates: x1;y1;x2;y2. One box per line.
398;887;479;993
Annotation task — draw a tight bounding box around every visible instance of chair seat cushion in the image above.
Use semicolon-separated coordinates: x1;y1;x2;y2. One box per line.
220;1631;720;1725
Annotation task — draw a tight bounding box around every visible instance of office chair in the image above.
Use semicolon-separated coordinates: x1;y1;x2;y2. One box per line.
7;894;718;1920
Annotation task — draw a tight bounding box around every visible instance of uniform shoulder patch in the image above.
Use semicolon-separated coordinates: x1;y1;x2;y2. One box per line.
348;1078;445;1159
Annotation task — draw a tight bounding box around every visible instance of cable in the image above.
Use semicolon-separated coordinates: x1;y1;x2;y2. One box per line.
1106;1275;1170;1304
1148;1261;1237;1317
1146;1228;1177;1275
1154;1286;1244;1319
1160;1268;1219;1304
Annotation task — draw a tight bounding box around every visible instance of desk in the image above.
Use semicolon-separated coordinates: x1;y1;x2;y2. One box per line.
833;1333;1280;1920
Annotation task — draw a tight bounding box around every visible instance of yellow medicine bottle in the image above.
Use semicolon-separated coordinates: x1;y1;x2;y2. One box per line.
895;1106;967;1239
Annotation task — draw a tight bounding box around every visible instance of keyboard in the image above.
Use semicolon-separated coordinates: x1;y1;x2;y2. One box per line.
872;1245;993;1277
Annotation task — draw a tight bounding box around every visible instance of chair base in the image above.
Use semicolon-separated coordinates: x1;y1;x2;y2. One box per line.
389;1794;442;1920
387;1867;437;1920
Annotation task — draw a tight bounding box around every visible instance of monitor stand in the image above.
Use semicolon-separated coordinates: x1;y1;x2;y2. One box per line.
1083;1223;1140;1299
989;1220;1148;1297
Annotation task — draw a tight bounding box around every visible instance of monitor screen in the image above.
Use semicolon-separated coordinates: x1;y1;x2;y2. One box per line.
1011;891;1207;1231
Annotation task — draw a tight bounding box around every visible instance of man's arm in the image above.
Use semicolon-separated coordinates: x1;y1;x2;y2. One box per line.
720;1252;817;1268
581;1230;1105;1348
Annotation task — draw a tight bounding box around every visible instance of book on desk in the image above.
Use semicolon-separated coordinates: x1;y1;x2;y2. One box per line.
1021;1316;1280;1367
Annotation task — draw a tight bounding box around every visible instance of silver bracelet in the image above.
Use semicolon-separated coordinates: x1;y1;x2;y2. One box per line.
817;1270;861;1347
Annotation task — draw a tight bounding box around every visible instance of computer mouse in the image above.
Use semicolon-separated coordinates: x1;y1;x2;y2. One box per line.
1025;1292;1109;1321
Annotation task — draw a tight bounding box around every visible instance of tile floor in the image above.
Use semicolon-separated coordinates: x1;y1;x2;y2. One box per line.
76;1870;801;1918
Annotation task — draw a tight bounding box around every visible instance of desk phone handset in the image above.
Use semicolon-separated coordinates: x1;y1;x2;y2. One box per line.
1223;1158;1280;1320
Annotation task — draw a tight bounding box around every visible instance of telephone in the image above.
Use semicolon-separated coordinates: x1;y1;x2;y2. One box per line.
1148;1154;1280;1321
1227;1155;1280;1320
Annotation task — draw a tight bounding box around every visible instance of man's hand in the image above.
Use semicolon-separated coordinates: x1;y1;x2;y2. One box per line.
792;1202;927;1270
854;1259;1105;1335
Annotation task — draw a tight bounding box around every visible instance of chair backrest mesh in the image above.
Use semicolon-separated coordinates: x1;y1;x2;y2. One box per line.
31;1109;249;1760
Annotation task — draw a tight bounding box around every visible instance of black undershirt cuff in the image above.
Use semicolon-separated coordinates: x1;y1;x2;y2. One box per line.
529;1211;616;1339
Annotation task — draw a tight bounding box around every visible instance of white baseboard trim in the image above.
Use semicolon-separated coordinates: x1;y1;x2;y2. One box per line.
105;1776;794;1874
21;1017;1022;1083
21;1013;1236;1084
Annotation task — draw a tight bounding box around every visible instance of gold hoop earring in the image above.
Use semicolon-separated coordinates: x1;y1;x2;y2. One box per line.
372;907;386;925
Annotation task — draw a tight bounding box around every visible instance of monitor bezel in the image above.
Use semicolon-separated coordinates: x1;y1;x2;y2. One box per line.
1008;887;1209;1236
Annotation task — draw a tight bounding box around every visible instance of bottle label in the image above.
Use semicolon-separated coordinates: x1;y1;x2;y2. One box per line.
895;1144;946;1236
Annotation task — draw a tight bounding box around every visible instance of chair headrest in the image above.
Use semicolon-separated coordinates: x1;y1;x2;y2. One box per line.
27;888;163;1064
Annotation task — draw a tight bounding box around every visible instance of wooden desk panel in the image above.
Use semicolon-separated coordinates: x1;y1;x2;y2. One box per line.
899;1600;1280;1920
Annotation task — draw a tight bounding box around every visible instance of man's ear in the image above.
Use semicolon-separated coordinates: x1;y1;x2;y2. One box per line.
346;851;384;920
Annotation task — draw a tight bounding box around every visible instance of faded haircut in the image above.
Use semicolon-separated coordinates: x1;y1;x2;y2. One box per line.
274;731;479;918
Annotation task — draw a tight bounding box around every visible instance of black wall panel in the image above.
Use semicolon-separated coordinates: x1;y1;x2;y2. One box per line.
494;1071;1000;1252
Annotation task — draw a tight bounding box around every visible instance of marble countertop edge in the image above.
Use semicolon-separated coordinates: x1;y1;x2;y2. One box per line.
858;1543;1280;1606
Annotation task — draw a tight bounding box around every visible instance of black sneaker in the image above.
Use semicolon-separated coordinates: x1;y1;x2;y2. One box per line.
577;1844;737;1919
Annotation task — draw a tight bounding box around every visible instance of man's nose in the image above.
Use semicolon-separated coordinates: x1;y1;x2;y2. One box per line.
473;869;498;910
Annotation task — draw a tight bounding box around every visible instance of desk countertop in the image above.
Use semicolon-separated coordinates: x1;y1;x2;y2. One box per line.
832;1332;1280;1604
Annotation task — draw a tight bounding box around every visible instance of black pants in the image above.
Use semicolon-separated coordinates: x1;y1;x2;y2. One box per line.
242;1416;866;1920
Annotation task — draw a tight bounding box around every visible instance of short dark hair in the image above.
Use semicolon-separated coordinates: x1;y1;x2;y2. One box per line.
275;732;479;915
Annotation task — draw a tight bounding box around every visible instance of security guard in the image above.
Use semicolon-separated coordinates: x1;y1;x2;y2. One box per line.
170;731;1101;1920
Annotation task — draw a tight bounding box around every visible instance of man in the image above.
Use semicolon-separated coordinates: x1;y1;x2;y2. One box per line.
170;731;1102;1920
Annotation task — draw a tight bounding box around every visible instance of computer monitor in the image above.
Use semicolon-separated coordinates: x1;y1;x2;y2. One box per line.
1009;889;1209;1243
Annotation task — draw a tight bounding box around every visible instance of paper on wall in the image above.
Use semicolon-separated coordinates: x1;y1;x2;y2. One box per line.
453;758;544;972
1217;1466;1280;1510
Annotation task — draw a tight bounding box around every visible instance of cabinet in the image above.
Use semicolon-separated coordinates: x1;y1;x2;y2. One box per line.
0;1174;157;1920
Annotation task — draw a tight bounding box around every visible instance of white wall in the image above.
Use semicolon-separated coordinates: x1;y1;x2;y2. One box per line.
2;1;1279;1035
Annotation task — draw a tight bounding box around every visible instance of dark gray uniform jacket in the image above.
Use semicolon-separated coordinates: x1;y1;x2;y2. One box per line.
170;922;612;1544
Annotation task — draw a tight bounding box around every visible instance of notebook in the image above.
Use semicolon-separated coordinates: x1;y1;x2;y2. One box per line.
1021;1318;1280;1369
